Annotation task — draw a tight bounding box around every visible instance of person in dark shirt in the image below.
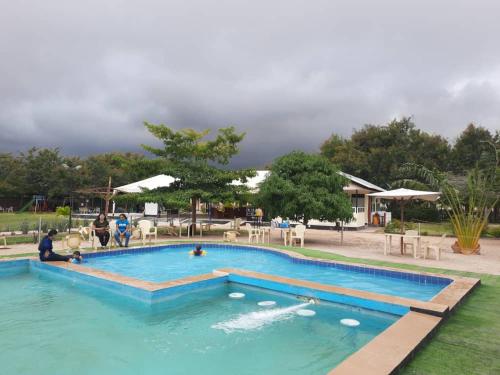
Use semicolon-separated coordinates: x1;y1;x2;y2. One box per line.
38;229;71;262
92;213;110;248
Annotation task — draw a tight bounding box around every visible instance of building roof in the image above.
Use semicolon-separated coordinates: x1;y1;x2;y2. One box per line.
114;174;176;193
114;170;384;194
231;170;270;191
338;171;385;192
368;188;440;201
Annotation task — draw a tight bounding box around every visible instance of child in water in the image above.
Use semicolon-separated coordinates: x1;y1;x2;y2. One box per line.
71;250;83;264
192;245;204;256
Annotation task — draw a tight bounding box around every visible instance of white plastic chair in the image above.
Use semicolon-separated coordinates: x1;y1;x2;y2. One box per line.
290;225;306;247
425;234;447;260
232;218;242;230
245;223;259;243
138;220;158;245
62;234;81;253
223;230;239;242
403;230;419;255
108;220;117;248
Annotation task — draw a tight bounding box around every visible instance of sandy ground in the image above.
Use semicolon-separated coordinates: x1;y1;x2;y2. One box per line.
1;228;499;275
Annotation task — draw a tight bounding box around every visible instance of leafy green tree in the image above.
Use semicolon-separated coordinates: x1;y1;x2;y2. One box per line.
138;123;255;227
21;148;70;198
451;123;494;173
257;151;352;225
82;152;162;188
0;153;27;197
320;117;451;186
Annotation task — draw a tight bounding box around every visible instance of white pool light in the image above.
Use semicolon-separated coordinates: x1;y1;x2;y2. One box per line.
257;301;276;307
340;318;360;327
229;292;245;299
296;309;316;317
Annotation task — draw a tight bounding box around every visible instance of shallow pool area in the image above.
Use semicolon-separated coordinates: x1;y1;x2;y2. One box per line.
84;244;450;301
0;269;398;375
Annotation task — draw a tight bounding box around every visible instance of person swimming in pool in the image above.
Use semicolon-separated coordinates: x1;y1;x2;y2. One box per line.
71;250;83;264
191;245;205;256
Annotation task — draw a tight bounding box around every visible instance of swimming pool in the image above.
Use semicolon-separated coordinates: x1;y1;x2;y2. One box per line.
0;267;398;375
84;244;451;301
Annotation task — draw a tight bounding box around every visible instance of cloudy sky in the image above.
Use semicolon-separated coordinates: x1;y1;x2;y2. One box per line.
1;0;499;167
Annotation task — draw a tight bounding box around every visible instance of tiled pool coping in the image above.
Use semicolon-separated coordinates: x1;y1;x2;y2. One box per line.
81;243;455;286
0;244;480;375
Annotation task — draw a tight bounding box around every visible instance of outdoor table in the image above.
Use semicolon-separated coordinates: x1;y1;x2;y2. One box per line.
281;227;293;246
384;233;421;258
259;227;271;244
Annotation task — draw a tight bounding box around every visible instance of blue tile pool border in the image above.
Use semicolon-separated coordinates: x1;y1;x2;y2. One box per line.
228;273;410;316
82;242;454;286
0;258;29;277
28;260;228;304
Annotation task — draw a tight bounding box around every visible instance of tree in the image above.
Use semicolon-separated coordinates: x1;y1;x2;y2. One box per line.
139;123;255;229
401;156;499;254
257;151;352;225
0;153;27;197
320;117;451;186
451;123;494;173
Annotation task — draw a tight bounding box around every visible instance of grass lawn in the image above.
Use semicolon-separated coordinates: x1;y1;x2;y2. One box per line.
377;221;500;238
1;238;498;374
0;212;62;232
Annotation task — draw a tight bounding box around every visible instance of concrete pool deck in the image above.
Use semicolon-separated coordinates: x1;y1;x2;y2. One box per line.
1;228;499;275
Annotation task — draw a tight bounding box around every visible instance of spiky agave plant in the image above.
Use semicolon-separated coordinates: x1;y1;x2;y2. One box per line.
401;161;498;254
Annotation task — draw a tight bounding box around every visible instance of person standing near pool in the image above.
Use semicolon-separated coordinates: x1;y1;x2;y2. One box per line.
38;229;71;262
114;213;131;247
92;213;110;248
255;207;264;227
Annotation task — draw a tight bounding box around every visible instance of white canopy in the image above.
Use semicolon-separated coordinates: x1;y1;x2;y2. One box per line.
231;170;270;191
113;174;176;194
368;188;440;202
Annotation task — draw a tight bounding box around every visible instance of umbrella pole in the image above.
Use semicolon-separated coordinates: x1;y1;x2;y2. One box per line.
400;200;405;254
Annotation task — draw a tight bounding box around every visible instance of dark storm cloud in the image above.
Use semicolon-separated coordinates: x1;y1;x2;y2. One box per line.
1;0;499;167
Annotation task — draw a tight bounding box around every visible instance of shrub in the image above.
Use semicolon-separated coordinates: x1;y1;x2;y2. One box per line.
384;219;416;233
56;206;71;216
484;226;500;238
20;221;30;234
83;219;90;227
40;221;49;233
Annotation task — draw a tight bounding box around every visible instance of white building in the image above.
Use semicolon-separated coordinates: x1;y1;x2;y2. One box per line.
114;170;391;228
308;172;390;229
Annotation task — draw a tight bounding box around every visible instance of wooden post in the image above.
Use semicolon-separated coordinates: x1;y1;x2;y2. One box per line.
341;221;344;245
104;176;112;215
400;200;405;254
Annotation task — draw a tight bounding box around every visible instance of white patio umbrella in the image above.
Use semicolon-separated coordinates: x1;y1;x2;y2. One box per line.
368;188;440;253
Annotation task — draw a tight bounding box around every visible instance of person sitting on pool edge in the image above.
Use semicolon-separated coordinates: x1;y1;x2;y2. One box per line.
114;213;131;247
71;250;83;264
38;229;72;262
191;244;205;256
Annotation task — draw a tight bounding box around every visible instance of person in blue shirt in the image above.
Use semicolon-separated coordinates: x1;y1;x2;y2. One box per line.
114;214;131;247
38;229;71;262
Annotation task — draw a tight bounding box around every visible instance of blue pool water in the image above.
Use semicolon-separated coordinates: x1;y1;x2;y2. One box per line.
0;269;398;375
84;245;449;301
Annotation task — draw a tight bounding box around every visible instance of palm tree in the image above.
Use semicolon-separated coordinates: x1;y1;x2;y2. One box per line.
401;152;498;254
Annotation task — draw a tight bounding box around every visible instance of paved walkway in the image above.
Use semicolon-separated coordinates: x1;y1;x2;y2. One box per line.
2;229;499;275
